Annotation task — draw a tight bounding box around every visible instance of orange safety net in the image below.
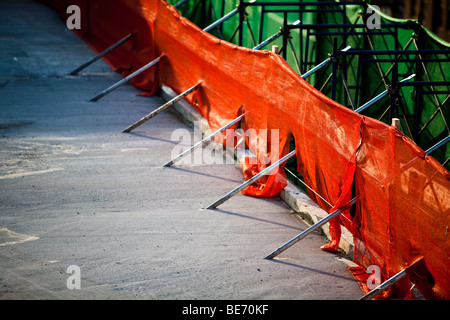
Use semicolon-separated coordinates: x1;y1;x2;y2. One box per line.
46;0;450;299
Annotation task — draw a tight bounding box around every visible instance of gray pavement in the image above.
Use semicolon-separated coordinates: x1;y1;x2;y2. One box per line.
0;0;363;300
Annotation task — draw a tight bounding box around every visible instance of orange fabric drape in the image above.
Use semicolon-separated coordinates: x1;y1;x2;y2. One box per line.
48;0;449;299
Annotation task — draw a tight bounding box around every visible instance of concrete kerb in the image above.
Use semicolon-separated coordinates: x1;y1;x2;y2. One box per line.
160;85;355;258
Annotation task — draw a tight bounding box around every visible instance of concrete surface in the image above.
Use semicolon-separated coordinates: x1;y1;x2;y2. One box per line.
0;0;363;300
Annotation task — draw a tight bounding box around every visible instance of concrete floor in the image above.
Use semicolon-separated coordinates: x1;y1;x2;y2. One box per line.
0;0;363;300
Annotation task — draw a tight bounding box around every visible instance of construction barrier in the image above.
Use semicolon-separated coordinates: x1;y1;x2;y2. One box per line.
45;0;449;299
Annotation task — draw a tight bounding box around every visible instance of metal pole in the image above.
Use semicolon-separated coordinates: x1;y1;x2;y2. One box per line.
354;74;415;113
331;38;338;101
360;269;407;300
203;8;239;32
300;46;351;79
264;198;356;259
69;33;134;76
238;0;244;47
90;54;163;102
174;0;189;9
425;135;450;155
281;12;288;60
163;113;246;167
252;20;301;50
122;83;201;133
206;150;296;210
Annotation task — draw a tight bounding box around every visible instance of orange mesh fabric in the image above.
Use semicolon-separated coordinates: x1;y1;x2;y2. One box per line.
47;0;449;299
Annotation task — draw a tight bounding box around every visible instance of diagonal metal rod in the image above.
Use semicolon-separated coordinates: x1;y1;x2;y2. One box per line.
69;33;134;76
288;38;301;74
264;198;356;259
206;150;296;210
122;83;201;133
284;167;332;208
203;8;239;32
90;54;163;102
300;46;351;79
163;113;246;167
174;0;189;9
425;135;450;155
339;67;355;110
244;14;257;47
354;74;416;113
418;93;450;136
359;269;407;300
252;20;301;50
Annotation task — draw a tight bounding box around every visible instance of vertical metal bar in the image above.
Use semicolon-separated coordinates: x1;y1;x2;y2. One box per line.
238;0;244;46
413;85;423;141
220;0;225;35
69;33;134;76
331;38;338;101
200;0;207;29
282;12;288;60
90;55;163;102
299;1;304;74
389;44;399;123
122;83;200;133
265;198;357;259
360;269;407;300
354;54;362;107
304;28;310;75
163;114;245;167
258;5;265;44
206;150;296;210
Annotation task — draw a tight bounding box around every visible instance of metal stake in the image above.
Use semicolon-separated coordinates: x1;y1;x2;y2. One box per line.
122;83;201;133
206;150;296;210
163;113;246;167
90;54;163;102
359;269;407;300
264;198;356;259
69;33;134;76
